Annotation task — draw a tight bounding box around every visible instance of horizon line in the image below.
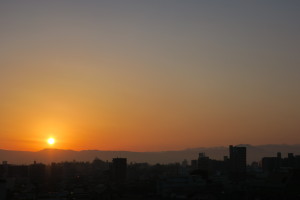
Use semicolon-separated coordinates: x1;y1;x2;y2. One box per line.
1;143;300;153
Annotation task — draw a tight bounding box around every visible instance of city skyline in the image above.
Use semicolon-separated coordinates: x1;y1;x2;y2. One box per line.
1;1;300;151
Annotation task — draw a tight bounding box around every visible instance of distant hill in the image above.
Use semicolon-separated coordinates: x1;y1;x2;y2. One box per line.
1;144;300;165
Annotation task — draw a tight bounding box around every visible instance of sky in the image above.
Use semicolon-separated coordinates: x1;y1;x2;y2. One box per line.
0;1;299;151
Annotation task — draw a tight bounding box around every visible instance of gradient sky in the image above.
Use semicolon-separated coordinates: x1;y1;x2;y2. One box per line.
0;1;300;151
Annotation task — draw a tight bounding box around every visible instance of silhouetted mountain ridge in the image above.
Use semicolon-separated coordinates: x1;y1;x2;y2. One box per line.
1;144;300;165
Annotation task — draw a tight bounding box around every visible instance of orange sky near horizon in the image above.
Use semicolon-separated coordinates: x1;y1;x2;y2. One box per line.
0;1;300;152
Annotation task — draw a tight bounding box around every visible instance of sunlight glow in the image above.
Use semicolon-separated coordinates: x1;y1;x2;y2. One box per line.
47;138;55;145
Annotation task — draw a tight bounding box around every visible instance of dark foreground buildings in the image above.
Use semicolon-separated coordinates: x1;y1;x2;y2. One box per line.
1;145;300;199
111;158;127;182
229;145;247;179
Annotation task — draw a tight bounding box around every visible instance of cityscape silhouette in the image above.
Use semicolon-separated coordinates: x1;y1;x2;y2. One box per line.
1;1;300;199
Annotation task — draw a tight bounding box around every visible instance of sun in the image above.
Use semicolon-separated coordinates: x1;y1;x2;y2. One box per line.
47;138;55;145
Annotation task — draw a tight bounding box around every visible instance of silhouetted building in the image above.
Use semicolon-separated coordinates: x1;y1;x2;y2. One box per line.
92;158;109;171
181;159;188;168
197;153;210;171
49;162;64;188
262;157;278;172
262;152;300;172
111;158;127;182
277;152;281;159
8;165;28;178
224;156;229;161
294;156;300;169
276;152;282;169
29;161;46;185
288;153;295;167
191;160;198;170
1;161;8;178
229;145;246;178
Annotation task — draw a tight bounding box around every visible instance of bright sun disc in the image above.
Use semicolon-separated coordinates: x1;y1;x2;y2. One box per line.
47;138;55;145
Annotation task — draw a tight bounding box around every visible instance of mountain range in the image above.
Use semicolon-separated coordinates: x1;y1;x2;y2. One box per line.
1;144;300;165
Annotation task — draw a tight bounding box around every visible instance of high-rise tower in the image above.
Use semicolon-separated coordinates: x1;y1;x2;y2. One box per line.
229;145;246;178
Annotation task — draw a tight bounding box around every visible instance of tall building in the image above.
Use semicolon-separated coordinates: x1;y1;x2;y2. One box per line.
1;161;8;178
198;153;210;171
288;153;295;167
276;152;282;169
111;158;127;182
229;145;247;178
